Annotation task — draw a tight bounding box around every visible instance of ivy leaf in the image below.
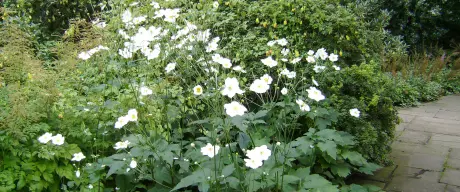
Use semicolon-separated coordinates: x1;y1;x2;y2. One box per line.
331;164;351;178
317;141;337;160
222;164;235;177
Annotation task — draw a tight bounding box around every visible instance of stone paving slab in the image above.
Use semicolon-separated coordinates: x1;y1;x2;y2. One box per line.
446;185;460;192
359;95;460;192
397;130;431;144
430;134;460;148
440;169;460;186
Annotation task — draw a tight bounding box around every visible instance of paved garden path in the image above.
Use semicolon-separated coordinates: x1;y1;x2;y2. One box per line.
357;94;460;192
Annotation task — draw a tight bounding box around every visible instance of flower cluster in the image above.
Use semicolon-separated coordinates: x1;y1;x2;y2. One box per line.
38;132;65;145
78;45;109;60
244;145;271;169
114;109;138;129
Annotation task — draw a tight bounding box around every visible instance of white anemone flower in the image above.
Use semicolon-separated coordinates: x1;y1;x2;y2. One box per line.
306;56;316;63
193;85;204;95
261;56;278;68
150;1;160;8
312;78;319;86
212;54;232;68
296;99;310;112
307;50;315;55
267;40;276;46
114;140;131;150
315;48;328;60
121;10;132;24
313;65;326;73
71;152;86;162
290;57;301;64
286;71;297;79
132;16;147;25
281;48;290;56
250;79;270;93
280;68;290;76
51;134;65;146
139;86;153;96
130;159;137;168
350;108;361;118
201;143;220;158
276;38;288;46
78;52;91;60
232;65;246;73
333;65;341;71
76;170;81;178
206;37;220;52
329;53;339;62
221;77;244;98
281;87;288;95
246;145;271;161
224;101;247;117
213;1;219;9
127;109;138;122
38;132;53;144
244;158;263;169
260;74;273;84
114;115;129;129
306;87;325;102
165;63;176;73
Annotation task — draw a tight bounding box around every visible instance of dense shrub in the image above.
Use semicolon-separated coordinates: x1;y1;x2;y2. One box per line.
2;0;103;34
369;0;460;51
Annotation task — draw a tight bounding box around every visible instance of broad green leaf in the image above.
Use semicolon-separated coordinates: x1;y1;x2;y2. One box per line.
106;161;124;178
231;116;248;132
303;174;332;189
316;129;336;140
171;169;210;191
282;175;301;184
331;164;351;178
341;150;366;166
293;167;311;179
225;177;240;189
222;164;235;176
238;132;251;149
359;163;381;175
254;110;268;119
318;141;337;160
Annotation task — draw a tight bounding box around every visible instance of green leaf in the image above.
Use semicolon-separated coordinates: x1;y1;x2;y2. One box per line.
106;161;124;178
359;163;381;175
171;169;210;191
293;167;311;179
222;164;235;177
282;175;301;184
303;174;333;189
225;177;240;189
316;129;336;140
331;164;351;178
253;110;268;119
231;116;248;132
341;150;366;166
317;141;337;160
238;132;251;149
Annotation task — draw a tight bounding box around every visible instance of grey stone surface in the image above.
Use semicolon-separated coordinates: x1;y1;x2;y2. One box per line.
440;169;460;186
406;116;460;136
451;148;460;159
429;134;460;148
435;110;460;120
447;158;460;169
397;130;431;144
446;185;460;192
356;95;460;190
